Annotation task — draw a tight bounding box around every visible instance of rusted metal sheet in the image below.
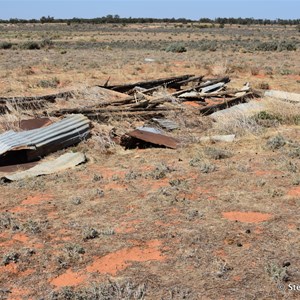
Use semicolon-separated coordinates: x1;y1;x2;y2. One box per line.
122;129;179;149
0;161;38;174
0;114;90;166
0;118;52;132
19;118;52;130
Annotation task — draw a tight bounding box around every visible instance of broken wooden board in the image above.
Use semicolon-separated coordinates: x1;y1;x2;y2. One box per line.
99;74;195;93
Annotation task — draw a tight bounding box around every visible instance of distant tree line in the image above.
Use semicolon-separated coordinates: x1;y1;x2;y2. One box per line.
1;15;299;25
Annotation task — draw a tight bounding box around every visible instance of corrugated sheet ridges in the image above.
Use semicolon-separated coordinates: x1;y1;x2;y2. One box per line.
0;114;90;156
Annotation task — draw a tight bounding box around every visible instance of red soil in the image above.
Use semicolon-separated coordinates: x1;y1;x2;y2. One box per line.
0;263;18;274
222;211;272;223
115;219;142;234
254;170;283;176
50;269;88;287
12;233;29;243
9;206;30;213
22;194;54;205
7;288;31;300
86;240;165;275
288;187;300;197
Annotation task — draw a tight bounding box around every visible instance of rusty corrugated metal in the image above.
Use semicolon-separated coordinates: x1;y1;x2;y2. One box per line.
125;129;179;149
0;114;90;165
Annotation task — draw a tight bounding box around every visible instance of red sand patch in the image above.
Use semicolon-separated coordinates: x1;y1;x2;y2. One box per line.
254;74;267;79
22;194;53;205
12;233;29;243
50;269;88;287
288;187;300;197
9;206;29;213
183;101;202;108
150;180;169;190
86;240;165;275
8;288;30;300
254;226;264;234
254;170;283;176
0;240;14;247
232;275;242;282
0;263;18;274
115;219;142;234
48;210;58;218
222;211;272;223
214;249;227;259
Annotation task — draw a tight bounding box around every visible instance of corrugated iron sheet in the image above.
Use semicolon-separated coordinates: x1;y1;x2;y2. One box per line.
210;101;265;119
265;90;300;103
0;114;90;164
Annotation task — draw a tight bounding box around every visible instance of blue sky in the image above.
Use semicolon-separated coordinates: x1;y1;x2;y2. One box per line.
0;0;299;20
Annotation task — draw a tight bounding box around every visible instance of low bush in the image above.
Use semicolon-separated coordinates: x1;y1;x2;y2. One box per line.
37;77;60;88
277;41;297;51
0;42;13;49
21;41;40;50
40;38;54;48
266;135;286;150
254;41;297;51
165;42;187;53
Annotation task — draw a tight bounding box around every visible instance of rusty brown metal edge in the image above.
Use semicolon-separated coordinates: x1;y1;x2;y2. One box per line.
127;129;179;149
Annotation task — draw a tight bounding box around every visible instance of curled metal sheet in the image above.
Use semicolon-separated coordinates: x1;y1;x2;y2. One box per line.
123;129;179;149
0;114;90;165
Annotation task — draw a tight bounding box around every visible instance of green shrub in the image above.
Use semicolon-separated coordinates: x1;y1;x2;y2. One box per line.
254;41;297;52
254;41;278;51
255;111;282;122
40;38;54;48
198;41;218;51
277;41;297;51
266;135;286;150
165;42;187;53
21;41;40;50
37;77;60;88
0;42;13;49
204;147;233;160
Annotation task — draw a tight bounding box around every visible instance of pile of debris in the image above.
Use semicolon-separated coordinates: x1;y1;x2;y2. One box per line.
0;74;258;121
0;74;263;180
